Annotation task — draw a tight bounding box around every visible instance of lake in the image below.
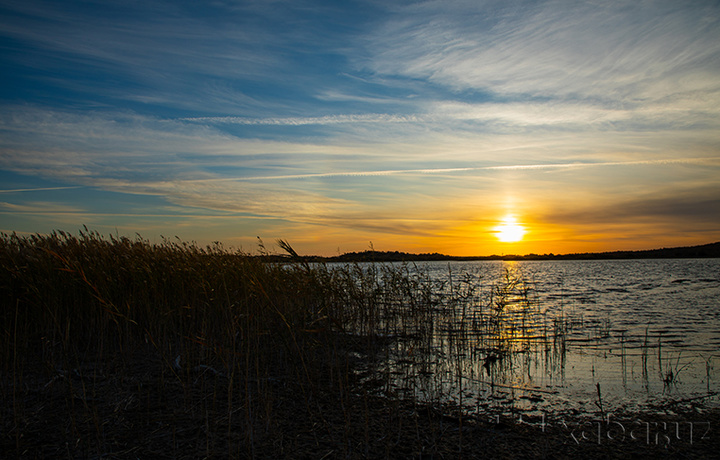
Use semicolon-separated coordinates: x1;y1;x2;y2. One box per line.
349;258;720;418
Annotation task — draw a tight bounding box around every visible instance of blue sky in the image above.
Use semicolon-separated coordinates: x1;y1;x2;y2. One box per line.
1;0;719;255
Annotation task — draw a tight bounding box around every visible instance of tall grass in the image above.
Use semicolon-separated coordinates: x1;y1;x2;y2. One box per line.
1;230;469;457
2;231;332;374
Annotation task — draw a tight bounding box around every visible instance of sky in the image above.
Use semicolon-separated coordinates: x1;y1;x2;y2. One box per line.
1;0;719;256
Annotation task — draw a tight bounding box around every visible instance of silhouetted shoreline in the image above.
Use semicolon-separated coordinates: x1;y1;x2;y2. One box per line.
270;241;720;263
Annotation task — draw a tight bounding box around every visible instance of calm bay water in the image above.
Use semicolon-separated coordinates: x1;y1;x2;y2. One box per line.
359;258;720;416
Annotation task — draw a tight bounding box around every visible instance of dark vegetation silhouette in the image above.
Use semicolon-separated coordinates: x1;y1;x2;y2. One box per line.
2;230;717;458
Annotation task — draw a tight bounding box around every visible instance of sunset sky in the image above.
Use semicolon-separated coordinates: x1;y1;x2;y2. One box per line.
1;0;719;256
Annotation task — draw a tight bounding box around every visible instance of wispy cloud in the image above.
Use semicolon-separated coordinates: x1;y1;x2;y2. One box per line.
181;114;422;126
175;157;718;182
365;0;720;103
537;185;720;246
0;186;83;193
0;1;362;114
0;201;86;214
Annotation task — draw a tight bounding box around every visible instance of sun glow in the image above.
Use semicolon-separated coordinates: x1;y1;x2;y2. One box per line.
494;215;526;243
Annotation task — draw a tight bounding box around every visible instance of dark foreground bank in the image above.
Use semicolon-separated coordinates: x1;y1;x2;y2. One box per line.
5;346;718;459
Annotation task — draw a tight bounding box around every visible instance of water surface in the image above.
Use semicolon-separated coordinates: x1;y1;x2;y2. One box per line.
358;258;720;417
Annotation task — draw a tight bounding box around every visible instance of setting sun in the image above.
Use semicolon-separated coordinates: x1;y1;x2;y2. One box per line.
494;216;526;243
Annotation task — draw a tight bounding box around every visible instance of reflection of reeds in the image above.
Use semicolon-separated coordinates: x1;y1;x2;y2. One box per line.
370;263;574;417
642;326;650;390
662;352;692;389
705;356;714;393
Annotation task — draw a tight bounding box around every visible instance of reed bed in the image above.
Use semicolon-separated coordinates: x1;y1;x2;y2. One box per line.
1;231;716;459
0;230;466;458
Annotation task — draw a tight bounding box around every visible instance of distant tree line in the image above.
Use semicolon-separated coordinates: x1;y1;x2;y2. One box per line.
264;241;720;263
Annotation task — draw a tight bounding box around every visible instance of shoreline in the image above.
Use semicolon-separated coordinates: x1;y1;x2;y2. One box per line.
265;241;720;263
4;345;718;459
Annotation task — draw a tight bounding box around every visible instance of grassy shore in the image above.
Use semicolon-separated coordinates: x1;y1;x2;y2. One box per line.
1;231;717;458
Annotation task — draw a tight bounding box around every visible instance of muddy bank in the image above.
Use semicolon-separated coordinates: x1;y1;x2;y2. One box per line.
3;347;717;459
